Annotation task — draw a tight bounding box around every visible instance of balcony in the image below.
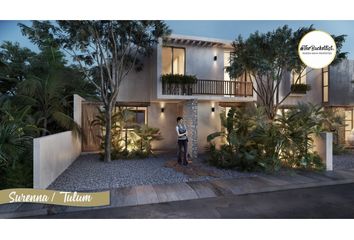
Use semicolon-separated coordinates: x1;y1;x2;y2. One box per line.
162;79;253;97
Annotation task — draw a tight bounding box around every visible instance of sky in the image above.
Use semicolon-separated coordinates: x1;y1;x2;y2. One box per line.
1;20;354;59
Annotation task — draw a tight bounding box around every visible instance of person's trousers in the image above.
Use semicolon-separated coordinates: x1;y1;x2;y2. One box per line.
177;139;188;164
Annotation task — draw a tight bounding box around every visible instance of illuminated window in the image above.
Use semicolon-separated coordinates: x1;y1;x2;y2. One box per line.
224;51;232;81
322;67;329;103
345;109;353;142
291;68;307;84
162;47;185;75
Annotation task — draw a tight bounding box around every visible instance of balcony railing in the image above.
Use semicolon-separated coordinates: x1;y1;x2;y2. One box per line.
162;79;253;97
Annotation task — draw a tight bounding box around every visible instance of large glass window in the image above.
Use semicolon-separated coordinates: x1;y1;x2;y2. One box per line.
291;68;307;84
162;47;185;75
322;67;329;103
224;51;231;81
345;109;353;142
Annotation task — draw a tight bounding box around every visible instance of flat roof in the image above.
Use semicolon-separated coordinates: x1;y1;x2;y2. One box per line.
163;34;233;48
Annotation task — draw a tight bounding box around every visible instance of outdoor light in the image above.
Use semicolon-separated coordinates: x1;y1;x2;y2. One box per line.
161;107;164;113
213;56;217;61
211;107;215;112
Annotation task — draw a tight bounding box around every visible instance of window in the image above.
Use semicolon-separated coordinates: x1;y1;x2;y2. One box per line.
224;51;231;81
345;109;353;142
291;68;307;84
322;66;329;103
114;107;147;129
162;47;185;75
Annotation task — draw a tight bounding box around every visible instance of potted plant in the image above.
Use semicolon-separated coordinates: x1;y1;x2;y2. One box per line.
161;74;197;95
290;83;311;94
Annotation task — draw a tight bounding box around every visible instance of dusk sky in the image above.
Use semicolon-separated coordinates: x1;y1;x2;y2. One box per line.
1;20;354;58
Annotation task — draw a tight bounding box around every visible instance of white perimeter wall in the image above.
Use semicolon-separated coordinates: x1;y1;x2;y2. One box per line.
33;94;84;189
33;131;81;189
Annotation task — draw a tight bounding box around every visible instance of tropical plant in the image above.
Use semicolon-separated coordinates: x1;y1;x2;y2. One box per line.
226;25;347;120
20;20;171;162
207;103;332;172
290;83;311;94
91;107;162;159
135;124;162;155
161;74;197;84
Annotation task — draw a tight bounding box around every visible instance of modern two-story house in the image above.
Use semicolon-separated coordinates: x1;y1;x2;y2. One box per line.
80;34;256;158
279;59;354;145
80;34;354;159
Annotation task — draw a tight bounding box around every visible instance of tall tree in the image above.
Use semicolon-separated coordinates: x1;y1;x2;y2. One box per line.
226;25;347;120
20;20;170;162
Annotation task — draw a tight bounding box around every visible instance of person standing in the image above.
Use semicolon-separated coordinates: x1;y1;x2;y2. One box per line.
176;116;188;166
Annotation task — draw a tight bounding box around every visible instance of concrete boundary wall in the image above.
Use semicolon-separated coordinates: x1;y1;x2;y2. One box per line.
313;132;333;171
33;131;81;189
33;94;84;189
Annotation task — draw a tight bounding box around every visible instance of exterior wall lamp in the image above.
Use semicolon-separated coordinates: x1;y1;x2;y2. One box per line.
211;107;215;112
213;56;217;61
161;107;164;113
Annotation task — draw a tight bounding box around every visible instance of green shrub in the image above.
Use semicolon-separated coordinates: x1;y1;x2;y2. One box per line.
290;83;311;94
93;107;162;160
207;103;332;172
161;74;197;84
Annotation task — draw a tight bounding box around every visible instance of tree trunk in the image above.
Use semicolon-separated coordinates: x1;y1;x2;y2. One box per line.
104;104;112;162
42;118;48;136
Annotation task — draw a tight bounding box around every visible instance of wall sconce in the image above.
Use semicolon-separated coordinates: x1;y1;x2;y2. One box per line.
213;56;217;61
161;107;164;113
211;107;215;112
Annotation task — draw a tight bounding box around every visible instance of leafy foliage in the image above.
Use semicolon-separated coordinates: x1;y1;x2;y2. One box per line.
92;107;162;160
19;20;171;162
161;74;197;84
290;83;311;94
207;103;337;172
226;25;347;120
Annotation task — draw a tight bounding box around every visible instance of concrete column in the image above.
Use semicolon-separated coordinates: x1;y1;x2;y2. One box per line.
73;94;85;127
183;99;198;160
313;132;333;171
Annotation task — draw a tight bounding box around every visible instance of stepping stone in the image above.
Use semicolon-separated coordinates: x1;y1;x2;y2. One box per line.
274;173;318;184
208;179;240;195
217;177;274;194
152;184;181;202
153;183;198;203
134;185;159;205
186;181;220;198
110;186;137;207
322;171;354;180
255;175;291;186
334;170;354;179
295;171;335;182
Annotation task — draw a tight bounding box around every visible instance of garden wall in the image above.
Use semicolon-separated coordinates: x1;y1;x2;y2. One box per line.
313;132;333;171
33;131;81;189
33;94;84;189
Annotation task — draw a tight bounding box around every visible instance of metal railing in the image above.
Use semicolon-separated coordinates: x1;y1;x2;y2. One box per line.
162;79;253;97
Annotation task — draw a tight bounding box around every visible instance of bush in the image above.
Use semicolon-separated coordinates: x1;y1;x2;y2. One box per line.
161;74;197;84
290;83;311;94
93;108;162;160
207;103;330;172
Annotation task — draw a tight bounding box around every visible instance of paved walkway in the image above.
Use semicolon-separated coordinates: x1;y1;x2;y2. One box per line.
32;183;354;219
2;167;354;218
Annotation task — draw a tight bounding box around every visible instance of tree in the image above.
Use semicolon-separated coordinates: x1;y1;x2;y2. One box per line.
226;25;347;120
20;20;170;162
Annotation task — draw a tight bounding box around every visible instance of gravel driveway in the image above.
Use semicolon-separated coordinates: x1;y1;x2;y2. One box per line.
48;153;257;191
48;151;354;192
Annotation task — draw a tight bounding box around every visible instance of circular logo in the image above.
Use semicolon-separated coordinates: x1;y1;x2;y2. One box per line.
298;30;336;69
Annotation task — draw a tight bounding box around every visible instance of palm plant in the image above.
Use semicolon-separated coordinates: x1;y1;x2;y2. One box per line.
135;124;162;155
